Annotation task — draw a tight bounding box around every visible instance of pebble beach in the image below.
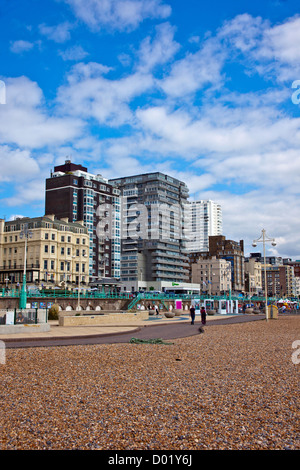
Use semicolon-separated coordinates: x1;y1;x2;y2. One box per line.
1;316;299;451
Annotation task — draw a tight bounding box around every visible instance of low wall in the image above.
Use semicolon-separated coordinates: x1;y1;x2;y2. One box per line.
0;297;131;311
59;311;149;326
0;323;50;335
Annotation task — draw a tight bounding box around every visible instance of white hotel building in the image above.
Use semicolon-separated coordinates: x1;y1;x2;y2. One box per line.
185;200;222;253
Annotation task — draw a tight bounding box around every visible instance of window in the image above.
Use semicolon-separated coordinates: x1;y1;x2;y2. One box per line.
61;236;65;242
60;262;64;271
51;260;55;270
44;260;48;269
45;233;49;240
51;246;55;254
68;236;71;243
51;234;55;240
61;247;64;255
44;245;48;253
67;247;71;255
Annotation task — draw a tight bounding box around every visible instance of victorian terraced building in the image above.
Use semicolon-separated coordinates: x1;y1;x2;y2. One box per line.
0;215;89;287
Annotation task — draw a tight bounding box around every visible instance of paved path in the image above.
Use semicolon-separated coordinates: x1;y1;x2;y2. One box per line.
3;314;265;349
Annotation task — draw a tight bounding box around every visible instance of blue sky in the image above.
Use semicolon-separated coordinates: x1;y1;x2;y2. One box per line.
1;0;300;258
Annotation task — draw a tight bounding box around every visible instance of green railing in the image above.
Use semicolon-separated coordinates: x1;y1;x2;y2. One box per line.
0;287;287;304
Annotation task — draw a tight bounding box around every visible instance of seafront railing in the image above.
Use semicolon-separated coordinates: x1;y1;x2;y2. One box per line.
0;287;282;303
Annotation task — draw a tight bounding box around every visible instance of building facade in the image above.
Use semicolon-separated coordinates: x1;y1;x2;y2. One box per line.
45;160;121;282
191;256;232;296
189;235;245;292
0;215;89;287
244;258;262;294
185;200;222;252
109;172;190;292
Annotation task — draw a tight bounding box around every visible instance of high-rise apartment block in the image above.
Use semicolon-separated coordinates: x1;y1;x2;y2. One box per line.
185;200;222;252
109;172;190;291
45;160;121;281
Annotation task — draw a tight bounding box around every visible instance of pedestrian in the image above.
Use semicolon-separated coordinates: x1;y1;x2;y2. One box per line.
200;305;206;325
155;305;159;315
242;303;246;314
190;305;196;325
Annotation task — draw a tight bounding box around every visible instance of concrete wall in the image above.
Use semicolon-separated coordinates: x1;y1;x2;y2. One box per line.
0;323;50;334
59;311;149;326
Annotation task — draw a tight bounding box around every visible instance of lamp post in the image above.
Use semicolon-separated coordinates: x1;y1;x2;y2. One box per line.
19;224;33;309
73;254;86;311
252;229;276;320
225;264;232;301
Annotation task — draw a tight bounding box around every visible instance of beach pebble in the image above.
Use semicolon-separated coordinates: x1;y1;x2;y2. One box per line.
0;316;299;450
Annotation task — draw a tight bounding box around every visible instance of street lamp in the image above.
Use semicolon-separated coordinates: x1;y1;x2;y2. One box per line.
252;229;276;320
224;264;232;301
72;253;87;311
19;224;33;309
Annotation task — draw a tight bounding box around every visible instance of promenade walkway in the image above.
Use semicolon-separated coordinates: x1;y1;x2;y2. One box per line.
2;313;265;348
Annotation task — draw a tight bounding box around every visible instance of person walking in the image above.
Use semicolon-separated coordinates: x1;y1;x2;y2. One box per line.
200;305;206;325
190;305;196;325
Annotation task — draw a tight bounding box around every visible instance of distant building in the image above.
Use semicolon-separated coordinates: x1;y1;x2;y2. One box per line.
0;215;89;287
109;172;190;292
189;235;245;293
185;200;222;252
261;264;294;298
250;253;297;297
191;256;232;296
244;258;262;294
45;160;121;282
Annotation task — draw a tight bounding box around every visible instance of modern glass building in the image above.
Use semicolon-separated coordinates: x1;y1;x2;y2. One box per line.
109;172;190;292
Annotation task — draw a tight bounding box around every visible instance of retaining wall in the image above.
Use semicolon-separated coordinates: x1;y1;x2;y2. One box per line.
59;311;149;326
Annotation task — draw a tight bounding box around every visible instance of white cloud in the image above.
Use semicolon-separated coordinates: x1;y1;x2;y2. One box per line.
59;45;89;61
137;22;180;72
217;13;300;82
0;145;40;182
218;13;267;53
261;15;300;64
64;0;171;31
158;36;225;97
10;40;35;54
0;76;83;148
2;178;45;208
39;21;74;42
57;61;154;126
